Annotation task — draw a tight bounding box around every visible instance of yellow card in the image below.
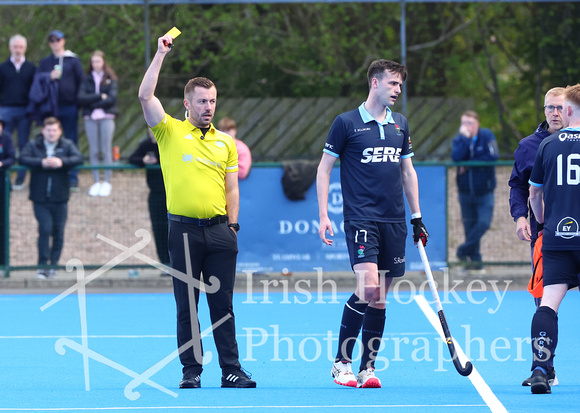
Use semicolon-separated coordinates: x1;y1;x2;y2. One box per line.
165;27;181;39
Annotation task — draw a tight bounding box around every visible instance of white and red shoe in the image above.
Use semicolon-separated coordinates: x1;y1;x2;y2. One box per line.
356;367;381;388
331;361;357;387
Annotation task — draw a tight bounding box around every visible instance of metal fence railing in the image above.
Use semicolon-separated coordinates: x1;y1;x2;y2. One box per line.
4;164;161;276
2;161;528;277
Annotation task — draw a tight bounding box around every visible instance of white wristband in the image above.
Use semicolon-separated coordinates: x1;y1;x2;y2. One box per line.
411;213;422;219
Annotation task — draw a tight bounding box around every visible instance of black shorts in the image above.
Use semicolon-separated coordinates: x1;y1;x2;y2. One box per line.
542;249;580;288
344;220;407;277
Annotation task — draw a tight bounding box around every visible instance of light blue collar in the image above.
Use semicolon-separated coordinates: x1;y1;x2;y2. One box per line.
358;102;394;125
43;140;58;157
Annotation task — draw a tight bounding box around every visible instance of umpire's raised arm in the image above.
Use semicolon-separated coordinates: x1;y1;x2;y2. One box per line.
138;34;174;128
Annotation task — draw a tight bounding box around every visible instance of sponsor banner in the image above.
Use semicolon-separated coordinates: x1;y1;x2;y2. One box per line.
237;166;446;273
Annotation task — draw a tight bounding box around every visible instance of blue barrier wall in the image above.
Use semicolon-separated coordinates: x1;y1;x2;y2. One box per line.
237;166;447;273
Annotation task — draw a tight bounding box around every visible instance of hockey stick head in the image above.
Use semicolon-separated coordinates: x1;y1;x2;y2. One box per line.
419;242;473;377
440;310;474;377
454;357;473;376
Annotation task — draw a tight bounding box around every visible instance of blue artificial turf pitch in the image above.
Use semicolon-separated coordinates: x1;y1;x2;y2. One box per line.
1;288;579;412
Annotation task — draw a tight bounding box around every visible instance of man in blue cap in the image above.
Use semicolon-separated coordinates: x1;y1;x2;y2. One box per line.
37;30;83;190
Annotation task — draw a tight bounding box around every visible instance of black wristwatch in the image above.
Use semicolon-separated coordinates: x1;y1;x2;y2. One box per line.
228;223;240;232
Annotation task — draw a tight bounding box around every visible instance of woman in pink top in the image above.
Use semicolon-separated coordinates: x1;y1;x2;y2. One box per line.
217;117;252;180
78;50;118;196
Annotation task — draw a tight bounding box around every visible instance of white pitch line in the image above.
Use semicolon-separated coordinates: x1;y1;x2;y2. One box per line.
0;404;488;411
414;295;507;413
0;335;177;339
0;332;436;340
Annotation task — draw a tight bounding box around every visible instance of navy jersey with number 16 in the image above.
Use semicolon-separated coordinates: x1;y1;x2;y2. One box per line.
529;127;580;250
323;103;414;223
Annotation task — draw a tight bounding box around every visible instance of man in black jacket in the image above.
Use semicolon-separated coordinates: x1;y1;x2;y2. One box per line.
20;117;83;278
129;129;169;270
0;34;35;189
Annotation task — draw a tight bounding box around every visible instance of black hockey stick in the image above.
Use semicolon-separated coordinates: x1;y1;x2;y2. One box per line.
417;242;473;376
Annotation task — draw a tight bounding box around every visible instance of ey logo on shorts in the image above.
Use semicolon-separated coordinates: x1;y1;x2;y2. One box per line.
357;245;365;258
555;217;580;239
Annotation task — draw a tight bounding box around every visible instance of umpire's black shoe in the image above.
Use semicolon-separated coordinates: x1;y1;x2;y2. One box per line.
530;369;551;394
522;367;557;387
221;368;256;388
179;371;201;388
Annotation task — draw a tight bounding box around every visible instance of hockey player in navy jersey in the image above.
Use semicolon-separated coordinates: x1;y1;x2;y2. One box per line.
316;59;428;389
510;88;566;388
528;83;580;394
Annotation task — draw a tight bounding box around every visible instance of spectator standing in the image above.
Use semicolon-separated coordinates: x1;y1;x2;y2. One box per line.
0;34;35;190
527;84;580;394
317;59;428;389
37;30;83;190
78;50;118;197
218;117;252;180
129;129;170;269
19;117;83;278
138;32;255;389
0;117;16;270
451;110;499;274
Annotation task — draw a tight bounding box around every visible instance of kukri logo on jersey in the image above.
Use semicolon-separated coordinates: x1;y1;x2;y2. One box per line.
360;147;401;163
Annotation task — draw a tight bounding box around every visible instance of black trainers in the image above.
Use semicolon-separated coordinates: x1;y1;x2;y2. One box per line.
522;367;557;387
530;369;551;394
221;368;256;388
179;371;201;388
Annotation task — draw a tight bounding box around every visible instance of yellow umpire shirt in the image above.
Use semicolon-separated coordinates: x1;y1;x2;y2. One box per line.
151;114;239;219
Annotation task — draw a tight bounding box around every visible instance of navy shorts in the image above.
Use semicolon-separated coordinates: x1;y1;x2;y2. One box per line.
542;249;580;288
344;220;407;277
